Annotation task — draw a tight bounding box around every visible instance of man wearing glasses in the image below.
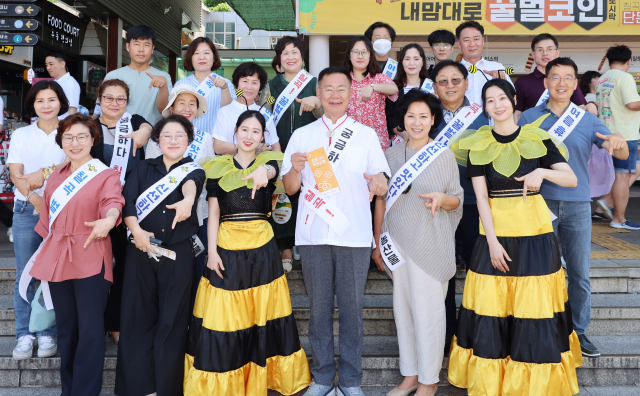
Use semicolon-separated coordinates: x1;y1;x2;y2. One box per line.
431;60;489;354
518;57;629;359
427;30;456;80
514;33;594;122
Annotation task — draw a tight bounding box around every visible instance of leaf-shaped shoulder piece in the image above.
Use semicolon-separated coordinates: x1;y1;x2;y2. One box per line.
200;151;284;193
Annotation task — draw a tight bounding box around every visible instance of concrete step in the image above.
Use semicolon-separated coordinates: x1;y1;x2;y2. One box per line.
0;335;638;388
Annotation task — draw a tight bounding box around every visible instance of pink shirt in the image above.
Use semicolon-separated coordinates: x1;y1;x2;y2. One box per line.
347;72;398;151
31;162;125;283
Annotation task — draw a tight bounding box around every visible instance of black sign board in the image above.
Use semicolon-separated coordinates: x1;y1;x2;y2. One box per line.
88;69;106;87
0;32;38;45
0;4;40;17
40;0;87;56
0;18;39;30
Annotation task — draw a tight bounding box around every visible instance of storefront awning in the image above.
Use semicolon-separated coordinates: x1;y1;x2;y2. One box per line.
225;0;295;31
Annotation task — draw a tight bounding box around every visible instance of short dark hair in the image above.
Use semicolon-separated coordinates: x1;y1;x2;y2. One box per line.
394;89;443;135
606;45;632;65
183;37;221;72
545;57;578;78
126;24;156;46
579;70;601;96
428;30;456;46
44;51;67;63
455;20;484;39
150;114;194;144
232;62;268;91
481;79;517;118
56;114;101;148
272;36;306;72
234;110;269;143
364;22;396;42
342;36;380;78
318;66;352;85
394;44;430;89
432;59;469;80
97;79;130;100
531;33;559;51
24;80;69;118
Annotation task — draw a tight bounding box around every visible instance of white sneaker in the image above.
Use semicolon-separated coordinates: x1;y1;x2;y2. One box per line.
37;335;58;358
282;258;293;274
13;335;35;360
7;227;12;243
293;246;301;261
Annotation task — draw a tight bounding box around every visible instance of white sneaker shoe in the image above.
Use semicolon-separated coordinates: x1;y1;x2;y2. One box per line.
13;335;36;360
37;335;58;358
282;258;293;273
7;227;12;243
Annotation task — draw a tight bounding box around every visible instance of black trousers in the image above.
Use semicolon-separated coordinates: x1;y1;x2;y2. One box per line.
0;200;12;228
48;265;111;396
115;238;194;396
446;204;480;338
104;224;128;332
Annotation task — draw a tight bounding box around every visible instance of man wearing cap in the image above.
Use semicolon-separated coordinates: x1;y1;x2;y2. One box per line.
282;66;390;396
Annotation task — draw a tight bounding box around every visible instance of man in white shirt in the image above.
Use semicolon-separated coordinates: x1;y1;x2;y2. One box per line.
455;21;514;105
282;66;390;396
45;52;80;119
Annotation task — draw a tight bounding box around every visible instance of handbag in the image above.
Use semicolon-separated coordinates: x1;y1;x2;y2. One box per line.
29;285;56;333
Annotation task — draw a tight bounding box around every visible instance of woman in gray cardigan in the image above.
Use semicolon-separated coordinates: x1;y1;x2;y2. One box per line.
373;89;463;396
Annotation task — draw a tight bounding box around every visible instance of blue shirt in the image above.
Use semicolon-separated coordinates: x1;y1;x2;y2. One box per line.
434;97;490;205
518;101;610;202
175;73;237;134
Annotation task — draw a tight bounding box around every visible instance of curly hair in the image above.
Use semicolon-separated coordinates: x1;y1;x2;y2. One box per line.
149;114;194;144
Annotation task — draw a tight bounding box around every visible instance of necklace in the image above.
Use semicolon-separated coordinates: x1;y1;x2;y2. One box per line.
403;138;432;195
322;117;347;139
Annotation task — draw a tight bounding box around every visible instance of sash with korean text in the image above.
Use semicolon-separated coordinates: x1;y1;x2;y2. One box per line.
421;78;435;94
326;117;364;171
20;159;109;309
185;128;207;160
259;107;277;139
272;70;313;126
110;112;133;186
536;89;550;107
547;102;585;143
195;72;225;100
383;58;398;79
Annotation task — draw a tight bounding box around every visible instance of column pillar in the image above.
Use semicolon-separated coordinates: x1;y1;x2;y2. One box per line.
107;16;123;72
309;35;330;77
168;53;177;84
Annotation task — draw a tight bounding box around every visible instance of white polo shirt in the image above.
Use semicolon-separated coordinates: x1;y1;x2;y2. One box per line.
56;72;81;119
460;57;514;106
282;115;391;248
212;101;279;146
7;123;66;201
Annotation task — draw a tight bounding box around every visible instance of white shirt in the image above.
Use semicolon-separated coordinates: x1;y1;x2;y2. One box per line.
175;74;237;134
56;72;81;119
212;101;279;146
7;123;66;201
282;115;390;248
460;57;514;106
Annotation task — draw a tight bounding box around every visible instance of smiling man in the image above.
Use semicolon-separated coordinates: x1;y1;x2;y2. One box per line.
282;66;390;396
514;34;594;122
45;52;80;119
427;30;456;80
518;57;629;359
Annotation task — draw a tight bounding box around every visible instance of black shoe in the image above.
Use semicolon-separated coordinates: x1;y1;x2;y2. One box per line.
578;334;600;357
444;334;453;357
455;254;466;271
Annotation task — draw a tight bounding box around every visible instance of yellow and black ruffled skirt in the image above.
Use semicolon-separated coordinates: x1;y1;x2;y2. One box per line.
184;219;311;396
448;195;583;396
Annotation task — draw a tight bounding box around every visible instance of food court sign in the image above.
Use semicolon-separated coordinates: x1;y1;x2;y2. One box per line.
298;0;640;34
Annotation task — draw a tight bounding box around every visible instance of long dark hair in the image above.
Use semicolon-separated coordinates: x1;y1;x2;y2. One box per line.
579;71;601;96
342;36;380;78
394;44;430;90
481;79;516;118
24;80;69;118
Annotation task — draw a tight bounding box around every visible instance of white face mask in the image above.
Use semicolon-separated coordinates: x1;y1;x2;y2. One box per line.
373;39;392;56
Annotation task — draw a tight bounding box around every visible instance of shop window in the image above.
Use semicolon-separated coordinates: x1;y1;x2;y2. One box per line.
207;21;235;49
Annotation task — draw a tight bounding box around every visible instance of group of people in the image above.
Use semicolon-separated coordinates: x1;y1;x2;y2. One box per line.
5;17;639;396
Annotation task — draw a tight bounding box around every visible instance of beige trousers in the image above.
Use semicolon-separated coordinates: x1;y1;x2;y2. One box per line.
392;257;448;385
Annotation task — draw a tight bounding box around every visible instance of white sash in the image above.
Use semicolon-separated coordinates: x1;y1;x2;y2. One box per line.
110;112;133;186
420;78;435;94
259;107;277;139
19;159;109;309
379;232;406;271
195;72;224;99
547;102;585;143
326;117;364;171
185;128;207;160
383;58;399;79
536;89;550;107
272;70;313;126
385;102;483;215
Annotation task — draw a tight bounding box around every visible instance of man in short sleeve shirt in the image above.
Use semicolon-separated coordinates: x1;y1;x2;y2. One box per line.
45;52;81;119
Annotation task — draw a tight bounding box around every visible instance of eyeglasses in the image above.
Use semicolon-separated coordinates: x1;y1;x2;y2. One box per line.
351;50;370;57
62;133;91;144
372;36;391;41
436;78;463;87
160;133;188;142
322;87;349;94
432;43;452;49
102;95;128;105
535;47;557;54
547;76;576;84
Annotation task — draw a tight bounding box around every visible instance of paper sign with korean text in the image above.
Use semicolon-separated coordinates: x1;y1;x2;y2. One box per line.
308;147;340;196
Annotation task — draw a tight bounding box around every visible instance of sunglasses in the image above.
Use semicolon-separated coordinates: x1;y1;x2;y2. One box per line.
436;78;463;87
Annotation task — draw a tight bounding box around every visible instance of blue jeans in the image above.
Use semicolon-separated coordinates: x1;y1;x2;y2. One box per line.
545;199;591;336
13;199;57;339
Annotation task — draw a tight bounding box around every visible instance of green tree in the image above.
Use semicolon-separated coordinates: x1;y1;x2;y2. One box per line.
205;1;231;11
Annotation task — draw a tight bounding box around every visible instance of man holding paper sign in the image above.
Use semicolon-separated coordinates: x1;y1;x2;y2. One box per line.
282;66;390;396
